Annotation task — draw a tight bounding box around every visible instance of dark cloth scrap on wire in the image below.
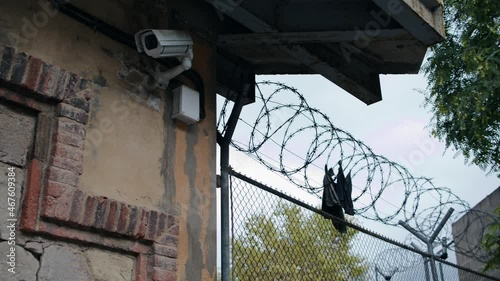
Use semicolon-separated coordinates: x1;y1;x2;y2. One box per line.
321;165;347;233
344;172;354;215
336;163;355;216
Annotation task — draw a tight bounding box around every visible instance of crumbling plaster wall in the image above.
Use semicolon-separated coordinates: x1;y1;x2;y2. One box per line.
0;0;218;280
0;101;136;281
0;239;136;281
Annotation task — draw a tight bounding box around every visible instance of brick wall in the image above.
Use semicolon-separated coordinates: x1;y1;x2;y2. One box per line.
0;43;180;281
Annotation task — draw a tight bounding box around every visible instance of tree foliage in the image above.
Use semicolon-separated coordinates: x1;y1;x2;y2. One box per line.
482;207;500;272
232;202;367;280
423;0;500;175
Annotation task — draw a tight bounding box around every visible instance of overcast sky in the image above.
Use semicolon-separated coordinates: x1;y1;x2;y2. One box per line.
216;72;499;269
251;73;499;204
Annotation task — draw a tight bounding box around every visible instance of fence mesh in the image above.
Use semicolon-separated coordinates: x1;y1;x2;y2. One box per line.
229;169;499;281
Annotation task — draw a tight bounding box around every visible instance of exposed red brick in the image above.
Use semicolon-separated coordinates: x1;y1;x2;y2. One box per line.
156;235;178;247
153;243;178;259
41;196;57;218
116;203;129;234
82;196;97;227
146;211;159;240
154;255;177;271
0;88;45;111
80;88;93;100
137;210;149;239
168;225;179;236
47;166;79;187
57;103;89;124
117;241;150;254
63;95;90;112
63;73;78;98
156;213;167;237
51;142;83;163
38;222;95;243
53;129;84;148
105;201;119;232
50;155;83;174
0;89;20;105
136;255;149;281
36;63;61;100
33;113;52;161
54;69;69;100
20;160;42;232
22;56;43;90
37;221;153;255
45;180;71;198
137;211;147;236
10;52;27;84
2;48;184;281
126;207;139;236
69;190;86;223
52;189;75;221
56;118;86;137
93;198;109;229
152;268;177;281
167;214;176;229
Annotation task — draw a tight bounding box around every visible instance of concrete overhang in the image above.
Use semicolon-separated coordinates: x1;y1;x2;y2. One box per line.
209;0;445;105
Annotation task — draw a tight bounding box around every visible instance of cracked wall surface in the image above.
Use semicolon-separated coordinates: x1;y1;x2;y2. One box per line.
0;102;135;281
0;239;136;281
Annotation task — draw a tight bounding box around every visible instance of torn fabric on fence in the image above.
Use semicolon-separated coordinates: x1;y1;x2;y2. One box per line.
336;163;355;216
322;165;347;233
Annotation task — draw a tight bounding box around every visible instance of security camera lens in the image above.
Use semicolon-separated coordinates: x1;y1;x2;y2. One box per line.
144;34;159;50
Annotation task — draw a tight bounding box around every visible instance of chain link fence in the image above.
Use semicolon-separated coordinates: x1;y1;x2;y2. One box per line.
229;169;499;281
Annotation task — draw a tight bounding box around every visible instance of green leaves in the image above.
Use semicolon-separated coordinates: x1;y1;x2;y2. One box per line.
423;0;500;175
232;202;367;280
482;207;500;272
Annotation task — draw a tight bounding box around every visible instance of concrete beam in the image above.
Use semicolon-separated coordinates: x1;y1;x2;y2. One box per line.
206;0;383;104
420;0;443;10
371;0;445;45
216;50;256;105
218;29;411;46
282;44;382;104
223;4;274;32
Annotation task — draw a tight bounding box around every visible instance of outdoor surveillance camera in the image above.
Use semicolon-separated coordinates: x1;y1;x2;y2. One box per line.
135;29;195;89
135;30;193;59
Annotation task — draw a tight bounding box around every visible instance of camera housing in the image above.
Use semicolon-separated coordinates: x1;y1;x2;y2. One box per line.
135;29;193;59
134;29;195;90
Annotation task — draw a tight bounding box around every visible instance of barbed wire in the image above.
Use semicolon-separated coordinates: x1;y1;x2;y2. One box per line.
217;80;499;263
374;247;421;276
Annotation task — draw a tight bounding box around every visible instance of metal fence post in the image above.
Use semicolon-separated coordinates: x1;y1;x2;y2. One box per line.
424;258;431;281
427;241;439;281
219;91;245;281
439;262;445;281
400;208;454;281
413;242;431;281
220;144;231;281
